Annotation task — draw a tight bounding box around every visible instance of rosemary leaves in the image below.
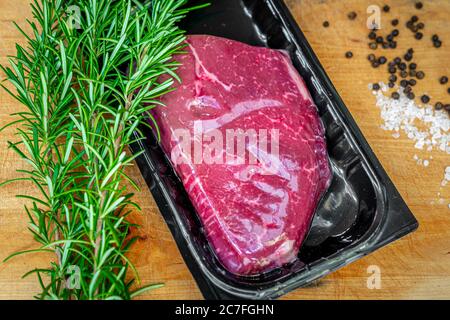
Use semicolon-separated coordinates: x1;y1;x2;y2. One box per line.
0;0;203;300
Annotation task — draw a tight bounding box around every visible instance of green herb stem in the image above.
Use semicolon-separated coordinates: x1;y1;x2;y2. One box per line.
1;0;205;300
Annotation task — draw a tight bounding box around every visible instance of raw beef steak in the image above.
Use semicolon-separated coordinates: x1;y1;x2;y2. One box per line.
154;35;331;275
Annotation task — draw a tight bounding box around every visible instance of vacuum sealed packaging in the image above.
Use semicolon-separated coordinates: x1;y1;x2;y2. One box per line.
130;0;418;299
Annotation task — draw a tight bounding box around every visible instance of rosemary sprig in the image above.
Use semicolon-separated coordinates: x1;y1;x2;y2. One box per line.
1;0;203;300
1;0;85;299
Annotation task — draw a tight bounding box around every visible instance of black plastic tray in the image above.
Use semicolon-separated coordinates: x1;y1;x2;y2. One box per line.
130;0;418;300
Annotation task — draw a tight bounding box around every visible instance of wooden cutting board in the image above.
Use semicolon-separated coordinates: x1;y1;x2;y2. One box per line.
0;0;449;300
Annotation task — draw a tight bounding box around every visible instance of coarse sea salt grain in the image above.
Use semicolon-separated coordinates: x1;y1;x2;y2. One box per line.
370;83;450;155
413;154;433;166
370;84;449;209
442;166;450;187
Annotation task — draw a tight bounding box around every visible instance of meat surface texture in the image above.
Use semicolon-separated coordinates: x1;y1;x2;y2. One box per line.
155;35;331;275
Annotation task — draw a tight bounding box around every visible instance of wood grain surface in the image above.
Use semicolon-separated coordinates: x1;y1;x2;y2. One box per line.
0;0;449;300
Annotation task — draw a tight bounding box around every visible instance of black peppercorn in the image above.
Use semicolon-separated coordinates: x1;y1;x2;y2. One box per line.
440;76;449;85
348;12;357;20
435;102;443;110
415;32;423;40
378;56;387;64
389;41;397;49
432;34;439;42
445;104;450;111
404;54;413;62
409;63;417;70
369;42;378;50
410;70;417;77
416;71;425;79
421;95;430;103
407;92;415;100
372;83;381;91
417;22;425;29
434;40;442;48
388;82;395;88
392;92;400;100
369;31;377;40
448;88;450;94
401;70;408;78
400;80;408;88
399;63;407;71
368;54;376;62
409;79;417;86
383;5;390;12
394;57;401;64
404;86;412;94
389;67;397;74
415;2;423;10
345;51;353;59
389;75;397;82
392;29;399;37
323;21;330;28
411;15;419;23
376;36;384;43
392;19;399;26
387;34;394;42
372;61;380;68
